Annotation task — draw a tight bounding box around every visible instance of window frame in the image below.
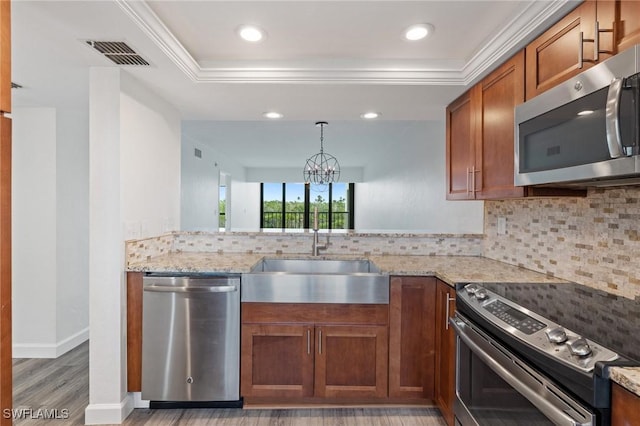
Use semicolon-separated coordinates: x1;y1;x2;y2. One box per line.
260;182;354;230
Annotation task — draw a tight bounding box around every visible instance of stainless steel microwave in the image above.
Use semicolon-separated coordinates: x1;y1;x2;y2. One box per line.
515;44;640;187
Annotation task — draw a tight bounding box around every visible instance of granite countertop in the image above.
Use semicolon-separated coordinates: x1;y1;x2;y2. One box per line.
127;252;265;273
127;252;568;284
367;255;568;286
126;252;639;397
610;367;640;397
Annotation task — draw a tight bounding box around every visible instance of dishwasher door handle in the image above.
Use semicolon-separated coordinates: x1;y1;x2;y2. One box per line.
144;284;238;293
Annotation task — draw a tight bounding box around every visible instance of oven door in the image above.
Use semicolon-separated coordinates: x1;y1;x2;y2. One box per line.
451;315;595;426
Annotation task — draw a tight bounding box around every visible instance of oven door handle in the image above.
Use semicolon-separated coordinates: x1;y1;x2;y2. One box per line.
451;317;592;426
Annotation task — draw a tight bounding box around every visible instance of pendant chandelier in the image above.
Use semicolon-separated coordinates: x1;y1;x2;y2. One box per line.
303;121;340;185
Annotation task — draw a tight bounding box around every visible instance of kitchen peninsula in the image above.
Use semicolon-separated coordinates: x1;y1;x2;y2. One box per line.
125;230;640;425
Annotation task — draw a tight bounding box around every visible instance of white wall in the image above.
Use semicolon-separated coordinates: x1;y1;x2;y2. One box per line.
12;108;57;352
355;121;484;233
181;137;220;232
87;68;127;425
246;167;363;183
86;69;182;424
181;134;252;231
229;180;260;230
56;107;90;351
12;106;90;358
120;73;181;238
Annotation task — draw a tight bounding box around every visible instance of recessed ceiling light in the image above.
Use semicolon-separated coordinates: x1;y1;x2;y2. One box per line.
361;112;380;119
404;23;434;41
577;110;594;116
263;111;283;119
237;25;265;42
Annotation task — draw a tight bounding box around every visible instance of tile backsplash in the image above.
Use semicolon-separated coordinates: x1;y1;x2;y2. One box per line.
126;231;483;266
484;187;640;300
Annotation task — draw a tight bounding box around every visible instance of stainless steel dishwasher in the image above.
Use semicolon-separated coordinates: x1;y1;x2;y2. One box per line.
141;273;241;407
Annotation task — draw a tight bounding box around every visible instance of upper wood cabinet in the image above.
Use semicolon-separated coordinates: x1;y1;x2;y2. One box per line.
525;0;640;101
615;1;640;52
446;91;475;200
446;51;525;200
525;0;597;100
475;51;525;199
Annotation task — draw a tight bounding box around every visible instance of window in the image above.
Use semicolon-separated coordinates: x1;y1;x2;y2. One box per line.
260;183;354;230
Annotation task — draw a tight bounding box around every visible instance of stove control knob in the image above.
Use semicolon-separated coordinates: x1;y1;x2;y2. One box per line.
464;284;479;294
475;288;488;301
568;338;592;357
545;327;568;344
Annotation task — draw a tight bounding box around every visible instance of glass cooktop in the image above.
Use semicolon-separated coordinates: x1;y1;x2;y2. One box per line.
478;282;640;363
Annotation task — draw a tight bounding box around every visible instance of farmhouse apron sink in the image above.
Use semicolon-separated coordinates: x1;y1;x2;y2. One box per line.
242;258;389;304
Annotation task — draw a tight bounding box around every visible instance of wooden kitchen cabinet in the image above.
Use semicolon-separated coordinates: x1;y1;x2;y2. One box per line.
446;52;526;200
241;323;314;398
525;0;597;100
615;1;640;52
446;90;475;200
611;382;640;426
241;322;388;400
434;279;456;426
525;0;640;100
241;303;389;402
315;324;388;398
388;276;436;399
475;51;525;199
126;271;143;392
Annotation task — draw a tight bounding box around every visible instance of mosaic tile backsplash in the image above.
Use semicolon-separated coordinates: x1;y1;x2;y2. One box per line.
484;187;640;300
126;231;483;267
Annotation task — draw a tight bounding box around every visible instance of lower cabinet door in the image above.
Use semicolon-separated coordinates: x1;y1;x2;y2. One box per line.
435;280;457;426
389;276;437;399
241;323;314;398
314;324;388;398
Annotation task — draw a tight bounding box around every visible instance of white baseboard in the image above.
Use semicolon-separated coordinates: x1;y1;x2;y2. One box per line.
131;392;149;409
84;394;134;425
55;327;89;357
13;327;89;358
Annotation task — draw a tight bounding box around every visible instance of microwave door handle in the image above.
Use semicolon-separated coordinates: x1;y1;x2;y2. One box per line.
605;77;625;158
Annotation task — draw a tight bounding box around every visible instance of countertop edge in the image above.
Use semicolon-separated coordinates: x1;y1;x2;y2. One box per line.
610;367;640;398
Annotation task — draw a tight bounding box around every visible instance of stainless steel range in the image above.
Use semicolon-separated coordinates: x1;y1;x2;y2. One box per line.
452;282;639;426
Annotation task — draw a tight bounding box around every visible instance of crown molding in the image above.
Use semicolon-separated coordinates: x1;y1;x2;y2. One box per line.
117;0;575;86
462;0;580;85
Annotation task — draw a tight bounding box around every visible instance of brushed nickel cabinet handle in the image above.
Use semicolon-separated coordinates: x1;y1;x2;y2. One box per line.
594;21;599;62
594;20;615;60
445;293;456;330
472;166;481;193
318;330;322;354
307;329;311;355
578;31;584;69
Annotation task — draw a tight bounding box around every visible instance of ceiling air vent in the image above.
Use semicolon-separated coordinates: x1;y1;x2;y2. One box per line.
86;41;150;66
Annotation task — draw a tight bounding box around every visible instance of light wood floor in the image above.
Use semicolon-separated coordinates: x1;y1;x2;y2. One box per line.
13;341;446;425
